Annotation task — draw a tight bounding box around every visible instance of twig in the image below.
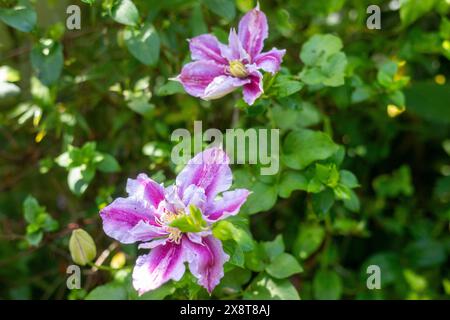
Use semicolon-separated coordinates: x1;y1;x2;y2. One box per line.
90;241;119;272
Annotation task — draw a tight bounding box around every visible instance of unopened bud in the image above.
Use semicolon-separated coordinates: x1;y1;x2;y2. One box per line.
69;228;97;266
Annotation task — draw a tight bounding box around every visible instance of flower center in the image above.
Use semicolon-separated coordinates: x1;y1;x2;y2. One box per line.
229;60;248;78
158;209;183;244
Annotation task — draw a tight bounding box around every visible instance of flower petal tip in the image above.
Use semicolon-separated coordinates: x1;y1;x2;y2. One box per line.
169;76;181;82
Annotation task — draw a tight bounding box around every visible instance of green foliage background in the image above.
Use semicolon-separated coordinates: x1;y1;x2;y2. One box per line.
0;0;449;300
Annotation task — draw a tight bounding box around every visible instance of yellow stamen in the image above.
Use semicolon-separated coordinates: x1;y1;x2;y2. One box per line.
229;60;248;78
157;209;183;244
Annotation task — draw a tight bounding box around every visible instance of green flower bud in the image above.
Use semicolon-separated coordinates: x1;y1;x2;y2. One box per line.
69;228;97;266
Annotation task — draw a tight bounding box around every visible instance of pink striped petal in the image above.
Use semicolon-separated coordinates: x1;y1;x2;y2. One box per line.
162;185;186;213
138;238;169;249
132;242;186;295
221;28;250;62
176;148;233;200
202;75;250;100
243;69;263;105
238;6;268;61
129;220;167;242
126;173;165;208
205;189;250;221
183;235;229;293
178;61;225;97
189;34;228;65
182;184;207;211
255;48;286;74
100;198;162;244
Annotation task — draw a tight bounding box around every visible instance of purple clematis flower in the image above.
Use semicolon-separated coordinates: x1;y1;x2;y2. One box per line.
100;148;250;295
175;4;286;105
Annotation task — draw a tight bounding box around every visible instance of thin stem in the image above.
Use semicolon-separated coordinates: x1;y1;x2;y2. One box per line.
87;262;116;272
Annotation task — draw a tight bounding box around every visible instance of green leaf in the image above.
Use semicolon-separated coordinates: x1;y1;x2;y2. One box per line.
440;18;450;39
404;239;446;268
434;175;450;202
293;224;326;260
23;195;43;224
340;170;359;188
400;0;436;27
30;40;64;86
333;183;352;200
373;165;414;198
189;3;207;36
127;96;155;117
403;269;427;292
313;269;343;300
351;86;372;103
278;171;308;198
320;52;347;86
137;283;175;300
202;0;236;20
26;231;43;246
223;240;245;267
96;153;121;173
0;0;36;32
155;81;184;96
266;253;303;279
405;82;450;124
124;23;160;66
212;220;254;252
262;235;285;260
68;166;95;196
283;129;339;170
244;273;300;300
55;152;71;168
312;188;335;216
22;196;58;246
41;214;59;232
272;75;304;98
245;243;268;272
217;267;252;292
241;181;278;215
300;53;347;87
315;163;340;188
85;282;128;300
0;81;20;100
272;102;322;130
110;0;139;26
377;60;398;88
444;279;450;295
343;189;360;212
29;77;51;109
300;34;347;87
300;34;343;66
388;90;405;107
